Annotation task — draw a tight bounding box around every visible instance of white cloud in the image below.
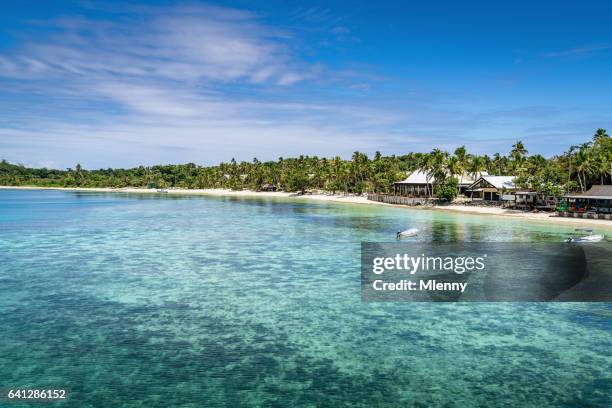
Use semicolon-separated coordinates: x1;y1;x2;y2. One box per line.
0;3;605;168
0;4;305;86
94;83;221;118
276;73;304;86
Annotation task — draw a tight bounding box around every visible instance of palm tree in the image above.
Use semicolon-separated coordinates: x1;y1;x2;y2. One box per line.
329;156;347;194
427;149;448;197
482;155;492;174
565;145;580;194
591;129;611;184
467;155;486;181
510;140;528;160
593;128;609;145
349;151;370;194
492;153;505;175
574;146;595;192
446;156;461;195
75;163;84;187
592;152;610;185
453;145;469;188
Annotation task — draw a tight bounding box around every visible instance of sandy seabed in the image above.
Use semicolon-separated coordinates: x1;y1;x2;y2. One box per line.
2;185;611;229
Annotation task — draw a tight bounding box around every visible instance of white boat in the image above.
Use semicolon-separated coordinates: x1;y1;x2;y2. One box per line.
396;228;419;239
566;229;604;243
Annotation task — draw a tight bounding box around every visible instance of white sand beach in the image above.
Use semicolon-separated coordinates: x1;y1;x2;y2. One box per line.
2;185;612;229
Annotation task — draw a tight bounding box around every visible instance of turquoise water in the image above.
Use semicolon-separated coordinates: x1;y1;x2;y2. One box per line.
0;189;610;407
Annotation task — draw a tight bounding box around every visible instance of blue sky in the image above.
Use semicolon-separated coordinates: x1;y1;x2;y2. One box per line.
0;0;611;169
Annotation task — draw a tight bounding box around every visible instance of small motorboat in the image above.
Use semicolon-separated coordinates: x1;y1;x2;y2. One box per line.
566;229;604;243
397;228;419;240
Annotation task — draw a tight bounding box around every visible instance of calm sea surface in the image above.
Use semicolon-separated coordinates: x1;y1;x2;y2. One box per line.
0;189;610;407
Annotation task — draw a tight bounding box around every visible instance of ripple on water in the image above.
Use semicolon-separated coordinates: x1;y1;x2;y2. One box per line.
0;190;610;407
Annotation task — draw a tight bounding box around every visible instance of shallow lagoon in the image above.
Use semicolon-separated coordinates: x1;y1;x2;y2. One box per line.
0;190;610;407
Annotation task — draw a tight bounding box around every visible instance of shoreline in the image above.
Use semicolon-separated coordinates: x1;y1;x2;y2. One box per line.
2;185;611;229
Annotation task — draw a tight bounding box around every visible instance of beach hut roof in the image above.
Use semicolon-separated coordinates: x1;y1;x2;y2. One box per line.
395;170;490;186
563;185;612;199
458;171;487;185
394;170;434;185
483;176;517;189
469;175;517;190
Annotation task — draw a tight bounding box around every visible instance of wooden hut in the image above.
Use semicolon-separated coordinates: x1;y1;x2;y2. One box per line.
393;170;434;197
467;176;518;201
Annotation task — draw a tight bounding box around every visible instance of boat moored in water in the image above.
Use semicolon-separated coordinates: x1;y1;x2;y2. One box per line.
565;229;604;243
396;228;419;239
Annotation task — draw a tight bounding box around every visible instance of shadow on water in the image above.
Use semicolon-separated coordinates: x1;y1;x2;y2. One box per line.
0;291;406;407
431;220;463;242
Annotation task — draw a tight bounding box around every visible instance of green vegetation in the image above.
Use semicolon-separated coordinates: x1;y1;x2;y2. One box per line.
1;129;610;195
434;178;459;202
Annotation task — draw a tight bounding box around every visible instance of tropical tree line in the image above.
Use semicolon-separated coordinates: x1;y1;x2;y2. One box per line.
1;129;610;199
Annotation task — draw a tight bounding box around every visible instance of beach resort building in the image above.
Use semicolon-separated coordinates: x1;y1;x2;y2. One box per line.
510;191;557;211
393;170;433;197
456;172;483;195
558;185;612;220
467;175;518;201
393;171;484;197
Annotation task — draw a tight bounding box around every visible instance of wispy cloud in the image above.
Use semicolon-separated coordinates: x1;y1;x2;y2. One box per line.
289;7;344;25
0;5;308;86
0;2;607;168
543;45;612;57
0;2;425;168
